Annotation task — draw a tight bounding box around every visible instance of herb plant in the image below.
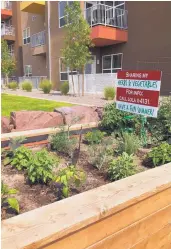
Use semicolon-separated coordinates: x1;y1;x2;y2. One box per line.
116;132;141;155
84;130;106;145
11;146;33;170
108;152;137;181
27;149;59;184
146;142;171;167
1;181;19;213
55;165;86;197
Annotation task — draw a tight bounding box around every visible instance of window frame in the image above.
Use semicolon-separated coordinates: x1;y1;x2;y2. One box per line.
23;27;30;45
24;65;32;77
102;53;123;73
59;57;77;81
58;1;73;28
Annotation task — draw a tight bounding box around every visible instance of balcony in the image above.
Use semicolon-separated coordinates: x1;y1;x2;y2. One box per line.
31;30;46;56
1;25;15;42
85;4;128;47
1;1;12;19
20;1;45;15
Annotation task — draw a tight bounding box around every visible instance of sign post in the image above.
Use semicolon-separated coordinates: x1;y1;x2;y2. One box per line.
116;70;162;145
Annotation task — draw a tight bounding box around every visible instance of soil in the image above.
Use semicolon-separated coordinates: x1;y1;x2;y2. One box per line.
1;141;150;220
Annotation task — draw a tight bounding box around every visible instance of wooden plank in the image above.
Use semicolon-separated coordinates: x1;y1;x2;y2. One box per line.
81;205;171;249
1;122;99;141
130;223;171;249
39;191;171;249
2;164;171;249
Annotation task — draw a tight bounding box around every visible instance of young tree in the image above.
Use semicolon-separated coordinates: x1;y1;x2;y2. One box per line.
62;1;93;96
1;40;16;85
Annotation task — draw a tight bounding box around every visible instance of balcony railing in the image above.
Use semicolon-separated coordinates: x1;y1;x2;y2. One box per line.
1;1;12;10
85;4;128;29
31;30;46;47
1;25;15;36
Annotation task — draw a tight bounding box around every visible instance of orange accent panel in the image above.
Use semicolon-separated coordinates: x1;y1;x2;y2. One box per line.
91;25;128;47
1;9;12;19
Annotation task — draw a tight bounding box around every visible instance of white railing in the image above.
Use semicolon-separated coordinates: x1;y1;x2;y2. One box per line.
18;76;47;89
31;30;46;48
1;1;12;10
1;25;15;36
85;4;128;29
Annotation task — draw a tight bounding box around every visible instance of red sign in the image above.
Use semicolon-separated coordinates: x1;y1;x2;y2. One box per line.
116;70;162;118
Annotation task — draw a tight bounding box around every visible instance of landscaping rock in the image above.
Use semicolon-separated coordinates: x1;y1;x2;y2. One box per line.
1;116;11;133
54;106;100;125
10;111;64;131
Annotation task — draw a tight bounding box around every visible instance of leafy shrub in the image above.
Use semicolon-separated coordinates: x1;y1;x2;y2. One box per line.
1;181;19;213
148;97;171;143
88;138;114;170
101;103;140;134
146;142;171;167
8;81;18;90
60;81;69;95
49;129;77;156
108;152;137;181
27;149;59;184
84;130;105;145
21;81;32;92
116;132;141;155
11;146;33;170
39;79;52;94
55;165;86;198
104;86;115;100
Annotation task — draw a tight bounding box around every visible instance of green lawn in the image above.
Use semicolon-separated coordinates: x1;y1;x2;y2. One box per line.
2;94;73;117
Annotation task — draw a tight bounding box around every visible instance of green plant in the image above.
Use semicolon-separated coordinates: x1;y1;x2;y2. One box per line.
60;81;69;95
146;142;171;167
116;132;141;155
49;128;77;156
11;146;33;170
88;138;114;170
104;86;115;100
108;152;137;181
27;149;59;184
1;181;19;213
55;165;86;198
39;79;52;94
21;81;32;92
84;130;106;145
101;103;140;134
8;81;18;90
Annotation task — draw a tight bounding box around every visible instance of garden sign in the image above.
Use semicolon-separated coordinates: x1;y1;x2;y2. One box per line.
116;70;162;118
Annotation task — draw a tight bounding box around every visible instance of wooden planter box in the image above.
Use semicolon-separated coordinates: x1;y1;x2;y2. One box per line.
2;163;171;249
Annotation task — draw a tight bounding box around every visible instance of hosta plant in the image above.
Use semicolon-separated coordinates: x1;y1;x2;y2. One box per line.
108;152;137;181
1;181;19;213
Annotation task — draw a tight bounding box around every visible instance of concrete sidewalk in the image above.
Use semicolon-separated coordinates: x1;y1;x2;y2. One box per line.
2;89;113;107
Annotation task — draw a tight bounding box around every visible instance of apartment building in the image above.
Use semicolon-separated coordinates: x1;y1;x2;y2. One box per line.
3;1;171;95
1;0;23;77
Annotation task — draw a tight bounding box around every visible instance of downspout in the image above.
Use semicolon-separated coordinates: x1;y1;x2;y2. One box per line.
47;1;51;82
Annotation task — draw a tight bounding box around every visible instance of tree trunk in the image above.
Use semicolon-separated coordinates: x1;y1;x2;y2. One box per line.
77;73;80;97
5;74;9;86
71;72;75;96
82;66;85;96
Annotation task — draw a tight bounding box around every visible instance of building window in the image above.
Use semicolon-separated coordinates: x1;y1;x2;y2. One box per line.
102;53;123;73
59;57;77;81
24;65;32;76
23;27;30;45
32;15;36;21
8;44;14;57
58;1;73;28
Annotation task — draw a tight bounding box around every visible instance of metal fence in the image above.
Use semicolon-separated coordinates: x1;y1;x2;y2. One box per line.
1;25;15;36
18;76;47;89
85;4;128;29
31;31;46;48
